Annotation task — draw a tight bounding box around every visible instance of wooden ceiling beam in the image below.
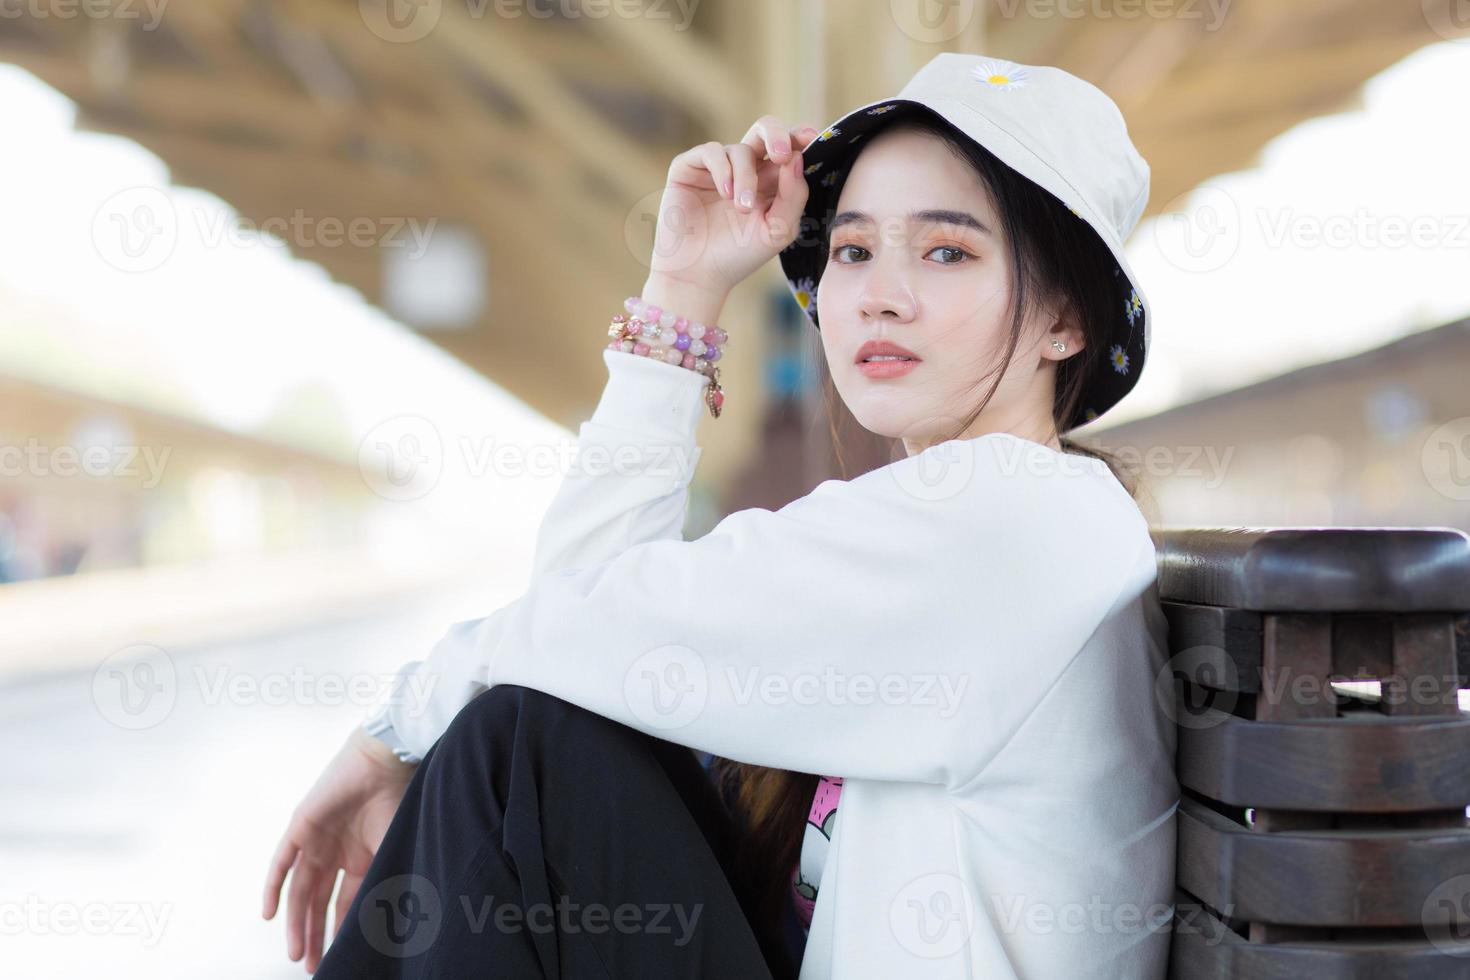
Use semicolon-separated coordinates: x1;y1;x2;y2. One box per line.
0;41;627;234
110;125;640;426
1132;27;1440;125
282;0;665;207
149;0;258;75
579;4;746;136
429;3;665;207
306;16;630;226
0;48;353;145
97;120;626;294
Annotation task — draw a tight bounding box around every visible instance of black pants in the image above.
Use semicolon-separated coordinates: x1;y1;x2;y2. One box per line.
315;684;801;979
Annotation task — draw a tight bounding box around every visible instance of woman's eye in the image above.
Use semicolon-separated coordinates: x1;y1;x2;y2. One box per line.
828;244;972;264
928;246;970;265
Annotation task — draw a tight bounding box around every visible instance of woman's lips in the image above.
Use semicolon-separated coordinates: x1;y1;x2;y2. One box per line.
857;357;919;379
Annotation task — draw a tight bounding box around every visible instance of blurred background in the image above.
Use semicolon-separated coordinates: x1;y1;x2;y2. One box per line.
1;0;1468;976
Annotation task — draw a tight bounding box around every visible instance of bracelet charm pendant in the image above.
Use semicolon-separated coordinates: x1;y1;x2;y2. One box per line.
705;368;724;419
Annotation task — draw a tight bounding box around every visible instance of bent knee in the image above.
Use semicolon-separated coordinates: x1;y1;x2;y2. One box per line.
439;684;569;746
439;684;647;763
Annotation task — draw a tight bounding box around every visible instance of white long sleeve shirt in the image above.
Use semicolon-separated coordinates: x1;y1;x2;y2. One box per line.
362;348;1179;979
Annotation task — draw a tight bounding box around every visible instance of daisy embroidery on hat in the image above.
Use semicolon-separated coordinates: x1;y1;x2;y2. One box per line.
971;59;1031;91
1125;287;1143;326
1109;344;1130;374
790;276;816;313
816;125;842;142
804;160;825;176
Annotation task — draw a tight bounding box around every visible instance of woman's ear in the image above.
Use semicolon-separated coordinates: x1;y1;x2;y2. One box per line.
1044;302;1085;359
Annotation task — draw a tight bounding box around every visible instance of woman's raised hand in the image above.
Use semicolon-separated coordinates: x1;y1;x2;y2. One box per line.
642;116;821;315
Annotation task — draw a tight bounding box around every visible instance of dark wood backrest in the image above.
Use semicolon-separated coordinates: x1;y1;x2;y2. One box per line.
1153;527;1470;978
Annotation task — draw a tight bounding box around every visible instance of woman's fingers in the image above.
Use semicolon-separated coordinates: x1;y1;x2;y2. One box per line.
694;141;733;200
286;855;317;962
740;115;793;162
262;833;300;920
667;140;728;197
766;151;811;246
305;867;338;971
734;117;821;214
726;142;760;211
741;117;822;162
667;120;820;205
736;116;787;175
334;871;365;938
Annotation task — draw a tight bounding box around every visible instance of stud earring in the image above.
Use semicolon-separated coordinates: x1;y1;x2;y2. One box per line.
1051;341;1066;353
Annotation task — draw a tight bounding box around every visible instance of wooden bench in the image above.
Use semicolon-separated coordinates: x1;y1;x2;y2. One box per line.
1153;527;1470;978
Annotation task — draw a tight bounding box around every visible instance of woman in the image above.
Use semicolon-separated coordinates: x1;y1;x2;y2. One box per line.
263;53;1177;979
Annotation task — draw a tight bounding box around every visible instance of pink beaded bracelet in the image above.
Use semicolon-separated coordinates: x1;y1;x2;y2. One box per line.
606;295;728;418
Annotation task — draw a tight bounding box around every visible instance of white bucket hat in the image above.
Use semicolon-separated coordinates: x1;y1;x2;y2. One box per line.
778;52;1151;431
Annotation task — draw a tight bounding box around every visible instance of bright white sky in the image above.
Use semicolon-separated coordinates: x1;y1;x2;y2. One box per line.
0;41;1466;438
1114;40;1470;423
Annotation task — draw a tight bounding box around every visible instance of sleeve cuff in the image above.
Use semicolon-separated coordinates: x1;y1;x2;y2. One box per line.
593;348;710;445
362;704;424;765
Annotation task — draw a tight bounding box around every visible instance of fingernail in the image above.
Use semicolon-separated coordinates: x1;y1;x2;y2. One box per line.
739;189;753;208
776;141;790;154
723;180;732;198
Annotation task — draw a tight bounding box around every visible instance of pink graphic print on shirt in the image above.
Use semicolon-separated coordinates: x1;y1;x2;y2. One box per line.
791;775;843;930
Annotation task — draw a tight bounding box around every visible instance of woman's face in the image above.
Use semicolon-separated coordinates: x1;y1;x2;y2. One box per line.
815;125;1081;455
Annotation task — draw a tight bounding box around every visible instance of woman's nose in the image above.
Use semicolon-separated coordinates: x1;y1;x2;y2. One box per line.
857;270;917;322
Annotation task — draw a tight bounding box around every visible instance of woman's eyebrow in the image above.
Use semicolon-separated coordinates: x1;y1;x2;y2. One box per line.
830;209;993;236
